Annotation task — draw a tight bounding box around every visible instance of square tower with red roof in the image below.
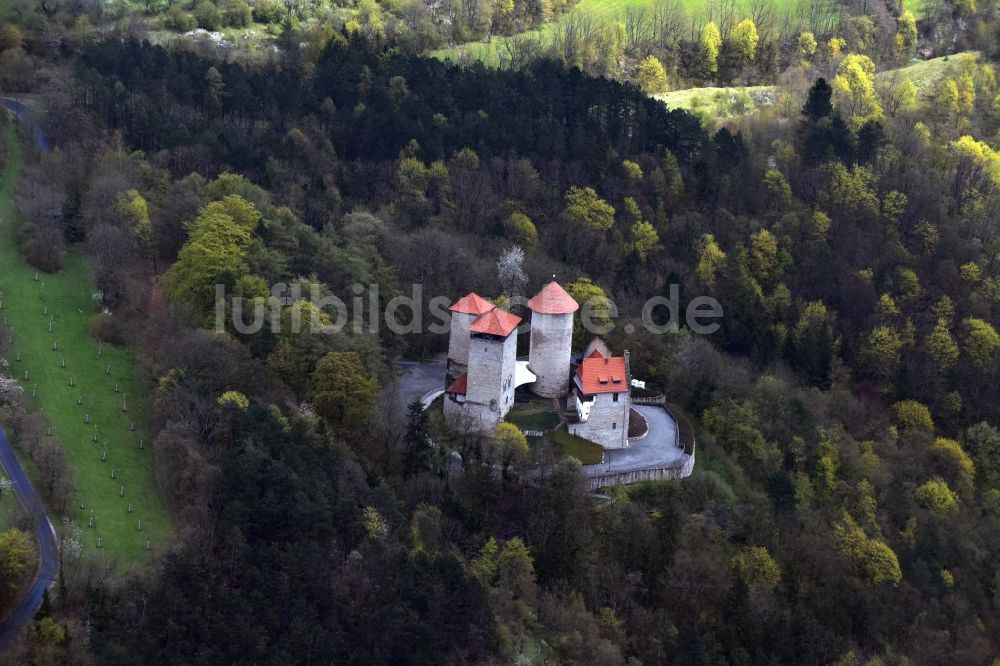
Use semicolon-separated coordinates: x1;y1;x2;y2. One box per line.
447;292;496;384
568;346;632;449
443;295;522;431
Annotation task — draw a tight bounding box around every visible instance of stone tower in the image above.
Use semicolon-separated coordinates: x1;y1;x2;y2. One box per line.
527;281;578;398
444;308;522;431
447;293;495;384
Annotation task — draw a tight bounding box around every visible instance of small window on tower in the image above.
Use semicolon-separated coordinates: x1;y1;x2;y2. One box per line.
612;422;617;430
613;393;619;402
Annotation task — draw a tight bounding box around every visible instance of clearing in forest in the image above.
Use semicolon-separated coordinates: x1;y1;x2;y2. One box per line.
431;0;811;64
0;122;171;568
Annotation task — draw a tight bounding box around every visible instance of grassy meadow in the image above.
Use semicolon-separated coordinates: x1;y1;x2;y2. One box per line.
431;0;811;64
874;51;981;98
0;122;171;568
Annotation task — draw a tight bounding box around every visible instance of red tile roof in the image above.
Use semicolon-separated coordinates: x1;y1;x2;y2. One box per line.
527;281;579;314
469;309;522;338
575;349;628;394
446;373;468;395
449;293;496;315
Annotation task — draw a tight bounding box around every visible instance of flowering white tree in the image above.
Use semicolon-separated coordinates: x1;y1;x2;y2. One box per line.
497;245;527;296
60;521;83;562
0;374;22;407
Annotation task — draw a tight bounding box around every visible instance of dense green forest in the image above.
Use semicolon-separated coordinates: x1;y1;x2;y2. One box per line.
1;0;1000;663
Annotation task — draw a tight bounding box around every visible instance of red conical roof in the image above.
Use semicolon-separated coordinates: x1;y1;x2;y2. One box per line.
527;281;579;314
449;292;496;315
469;309;522;337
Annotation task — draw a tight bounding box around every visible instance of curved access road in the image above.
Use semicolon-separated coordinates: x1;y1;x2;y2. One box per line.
0;97;49;151
0;426;59;648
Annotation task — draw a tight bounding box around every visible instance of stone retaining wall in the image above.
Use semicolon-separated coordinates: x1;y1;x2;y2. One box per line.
586;451;695;490
587;402;697;490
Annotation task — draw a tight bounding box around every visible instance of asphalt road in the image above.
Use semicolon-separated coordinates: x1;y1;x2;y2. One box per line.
0;426;59;649
396;358;446;408
0;97;49;151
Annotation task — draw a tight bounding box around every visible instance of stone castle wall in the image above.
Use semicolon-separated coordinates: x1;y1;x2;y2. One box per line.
585;451;695;490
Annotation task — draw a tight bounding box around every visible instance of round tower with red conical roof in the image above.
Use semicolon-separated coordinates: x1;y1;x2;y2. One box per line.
526;281;578;398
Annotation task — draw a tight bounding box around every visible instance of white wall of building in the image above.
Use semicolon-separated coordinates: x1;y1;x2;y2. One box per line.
570;390;631;449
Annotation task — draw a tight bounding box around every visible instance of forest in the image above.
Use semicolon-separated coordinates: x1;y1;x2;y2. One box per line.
0;0;999;663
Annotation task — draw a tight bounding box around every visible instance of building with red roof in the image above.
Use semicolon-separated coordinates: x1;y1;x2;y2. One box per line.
444;299;522;432
569;346;631;450
527;281;578;398
447;293;497;383
469;309;522;338
443;282;633;450
449;293;496;316
575;349;629;395
527;281;579;314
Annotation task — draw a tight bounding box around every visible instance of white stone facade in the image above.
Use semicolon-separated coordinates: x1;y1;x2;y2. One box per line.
569;389;631;449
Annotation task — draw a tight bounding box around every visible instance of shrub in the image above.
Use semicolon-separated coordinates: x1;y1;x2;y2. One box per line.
253;0;285;24
18;229;64;273
221;0;252;27
194;0;222;30
88;312;128;346
163;6;197;31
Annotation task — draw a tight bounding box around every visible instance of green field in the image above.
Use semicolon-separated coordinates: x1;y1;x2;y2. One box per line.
654;85;779;117
647;50;982;124
431;0;809;64
0;123;171;568
875;51;980;98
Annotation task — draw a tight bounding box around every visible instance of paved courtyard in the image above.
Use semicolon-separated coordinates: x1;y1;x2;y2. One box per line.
583;405;687;477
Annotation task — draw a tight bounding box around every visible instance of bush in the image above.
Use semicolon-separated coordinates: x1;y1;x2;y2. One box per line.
163;6;197;31
194;0;222;30
221;0;252;27
18;229;64;273
88;312;128;346
252;0;284;24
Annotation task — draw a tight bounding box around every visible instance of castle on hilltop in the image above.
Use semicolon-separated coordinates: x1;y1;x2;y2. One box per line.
443;281;632;450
